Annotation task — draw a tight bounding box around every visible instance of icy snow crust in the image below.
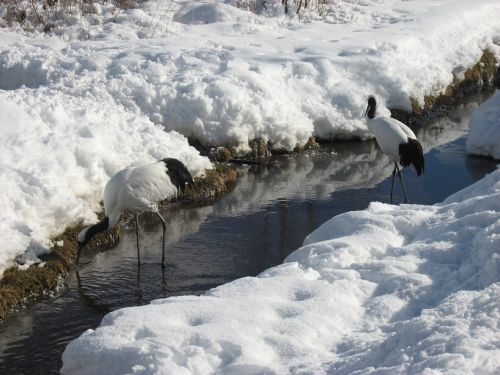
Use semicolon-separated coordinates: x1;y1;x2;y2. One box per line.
61;167;500;374
466;90;500;160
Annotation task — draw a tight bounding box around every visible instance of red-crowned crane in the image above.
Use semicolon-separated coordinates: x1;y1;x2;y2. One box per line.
365;96;424;203
76;158;193;267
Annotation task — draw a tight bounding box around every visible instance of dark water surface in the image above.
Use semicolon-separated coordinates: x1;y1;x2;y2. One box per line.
0;97;497;374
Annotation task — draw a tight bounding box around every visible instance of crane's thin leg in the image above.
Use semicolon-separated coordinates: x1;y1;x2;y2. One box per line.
135;213;141;267
396;164;408;203
390;162;397;204
157;212;167;268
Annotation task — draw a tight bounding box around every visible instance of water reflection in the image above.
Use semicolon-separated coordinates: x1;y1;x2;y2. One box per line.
0;95;497;374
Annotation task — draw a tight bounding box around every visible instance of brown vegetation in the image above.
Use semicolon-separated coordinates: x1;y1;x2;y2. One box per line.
0;0;135;31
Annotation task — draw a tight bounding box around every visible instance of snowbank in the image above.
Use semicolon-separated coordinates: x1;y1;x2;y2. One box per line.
0;88;211;274
1;0;500;151
61;167;500;374
466;90;500;160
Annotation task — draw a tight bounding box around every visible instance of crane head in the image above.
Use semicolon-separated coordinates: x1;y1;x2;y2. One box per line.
365;96;377;118
75;217;110;266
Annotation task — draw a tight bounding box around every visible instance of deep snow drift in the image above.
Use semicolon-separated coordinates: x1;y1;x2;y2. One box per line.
1;1;500;273
466;90;500;160
61;167;500;374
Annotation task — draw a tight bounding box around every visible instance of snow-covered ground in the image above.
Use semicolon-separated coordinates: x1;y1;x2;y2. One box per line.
467;90;500;160
61;166;500;374
1;1;500;273
2;0;499;150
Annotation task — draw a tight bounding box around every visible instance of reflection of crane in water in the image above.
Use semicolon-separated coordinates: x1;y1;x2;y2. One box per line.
76;265;169;312
365;96;425;203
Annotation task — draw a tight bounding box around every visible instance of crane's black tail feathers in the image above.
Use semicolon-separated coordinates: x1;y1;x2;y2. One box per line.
162;158;194;192
399;138;424;176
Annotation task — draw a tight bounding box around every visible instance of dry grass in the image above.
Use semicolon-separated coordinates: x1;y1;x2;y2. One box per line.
1;0;135;31
0;224;78;320
183;163;238;203
235;0;337;16
0;221;121;321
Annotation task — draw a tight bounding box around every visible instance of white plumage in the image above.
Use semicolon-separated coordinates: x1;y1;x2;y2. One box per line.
365;96;424;203
366;117;417;161
77;158;193;267
104;161;179;227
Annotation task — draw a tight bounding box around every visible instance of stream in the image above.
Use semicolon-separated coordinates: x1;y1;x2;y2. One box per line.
0;94;497;374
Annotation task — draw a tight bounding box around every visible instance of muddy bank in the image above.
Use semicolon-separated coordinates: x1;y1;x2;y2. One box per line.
0;164;237;321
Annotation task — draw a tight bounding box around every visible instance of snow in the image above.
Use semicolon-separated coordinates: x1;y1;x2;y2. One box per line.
61;167;500;374
466;90;500;160
0;1;499;274
2;1;500;151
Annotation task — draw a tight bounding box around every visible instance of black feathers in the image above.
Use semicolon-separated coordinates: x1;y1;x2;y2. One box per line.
365;96;377;119
399;138;425;176
78;217;110;248
162;158;194;192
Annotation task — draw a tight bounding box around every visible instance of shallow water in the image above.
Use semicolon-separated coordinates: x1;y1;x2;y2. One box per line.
0;96;497;374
